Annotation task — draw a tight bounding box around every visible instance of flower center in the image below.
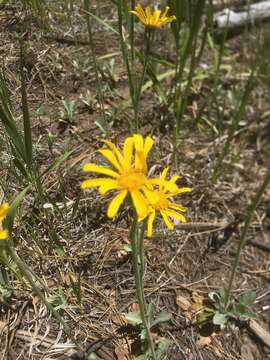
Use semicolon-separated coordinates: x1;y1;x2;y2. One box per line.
153;192;169;210
118;170;145;191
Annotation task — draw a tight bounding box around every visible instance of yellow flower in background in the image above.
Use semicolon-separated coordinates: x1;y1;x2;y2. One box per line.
81;134;154;220
130;4;176;28
143;168;191;237
0;203;9;240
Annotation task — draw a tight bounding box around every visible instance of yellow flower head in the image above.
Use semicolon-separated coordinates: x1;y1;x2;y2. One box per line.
81;134;154;220
0;203;9;240
130;4;176;28
143;168;191;237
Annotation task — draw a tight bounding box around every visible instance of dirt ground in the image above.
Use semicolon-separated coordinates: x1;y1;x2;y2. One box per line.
0;2;269;360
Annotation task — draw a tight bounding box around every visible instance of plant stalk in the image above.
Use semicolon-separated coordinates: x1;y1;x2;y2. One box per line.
225;169;270;309
133;29;152;132
84;0;107;132
130;218;157;359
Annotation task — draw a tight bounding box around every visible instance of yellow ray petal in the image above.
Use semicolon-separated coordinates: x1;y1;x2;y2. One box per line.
160;16;176;25
83;163;119;178
143;136;154;158
133;4;146;24
0;229;8;240
173;187;192;195
161;6;170;19
145;6;151;24
103;140;125;169
167;202;187;212
81;178;114;190
164;209;187;223
147;211;156;238
107;190;127;218
143;188;160;206
131;190;149;220
152;9;161;25
99;180;120;195
99;149;122;172
160;210;174;229
123;137;133;170
133;134;144;152
0;203;9;222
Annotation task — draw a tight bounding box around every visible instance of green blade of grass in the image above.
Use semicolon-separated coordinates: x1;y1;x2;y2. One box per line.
19;38;33;170
0;70;27;162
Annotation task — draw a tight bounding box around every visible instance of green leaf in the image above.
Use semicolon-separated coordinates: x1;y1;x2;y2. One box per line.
135;353;150;360
125;311;142;326
123;244;132;253
208;291;220;304
157;339;171;360
197;307;215;323
212;312;228;328
20;38;33;169
151;311;172;328
4;186;30;231
238;291;256;307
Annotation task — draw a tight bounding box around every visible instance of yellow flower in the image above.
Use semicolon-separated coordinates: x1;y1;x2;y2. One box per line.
143;168;191;237
81;135;154;220
130;4;176;28
0;203;9;240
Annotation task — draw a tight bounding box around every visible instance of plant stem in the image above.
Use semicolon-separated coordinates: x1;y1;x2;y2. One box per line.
84;0;107;132
225;169;270;309
133;29;152;132
7;244;85;354
130;218;157;359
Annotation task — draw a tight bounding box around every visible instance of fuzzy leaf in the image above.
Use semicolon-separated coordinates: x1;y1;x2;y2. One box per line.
212;312;228;328
125;311;142;326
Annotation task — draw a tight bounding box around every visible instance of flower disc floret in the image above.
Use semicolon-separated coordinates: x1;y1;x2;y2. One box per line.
130;4;176;28
118;170;146;192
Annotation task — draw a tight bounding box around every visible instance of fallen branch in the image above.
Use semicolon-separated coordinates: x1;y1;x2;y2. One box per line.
247;238;270;252
214;0;270;39
248;319;270;348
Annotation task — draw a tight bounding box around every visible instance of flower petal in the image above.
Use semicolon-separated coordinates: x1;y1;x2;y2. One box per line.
173;187;192;195
107;190;127;218
0;203;9;222
131;190;149;220
145;6;152;25
0;229;8;240
99;149;122;172
152;9;161;26
147;211;155;237
143;188;160;206
81;178;114;190
160;210;174;229
103;140;125;169
99;180;120;195
123;137;134;170
83;163;119;178
161;6;169;19
164;209;187;223
143;136;154;159
167;202;187;212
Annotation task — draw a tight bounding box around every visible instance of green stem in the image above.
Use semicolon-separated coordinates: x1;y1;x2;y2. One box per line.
84;0;107;132
133;29;152;133
7;244;85;353
117;1;135;117
225;169;270;309
130;218;157;359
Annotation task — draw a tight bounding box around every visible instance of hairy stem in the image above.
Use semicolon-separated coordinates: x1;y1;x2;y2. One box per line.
130;218;157;359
